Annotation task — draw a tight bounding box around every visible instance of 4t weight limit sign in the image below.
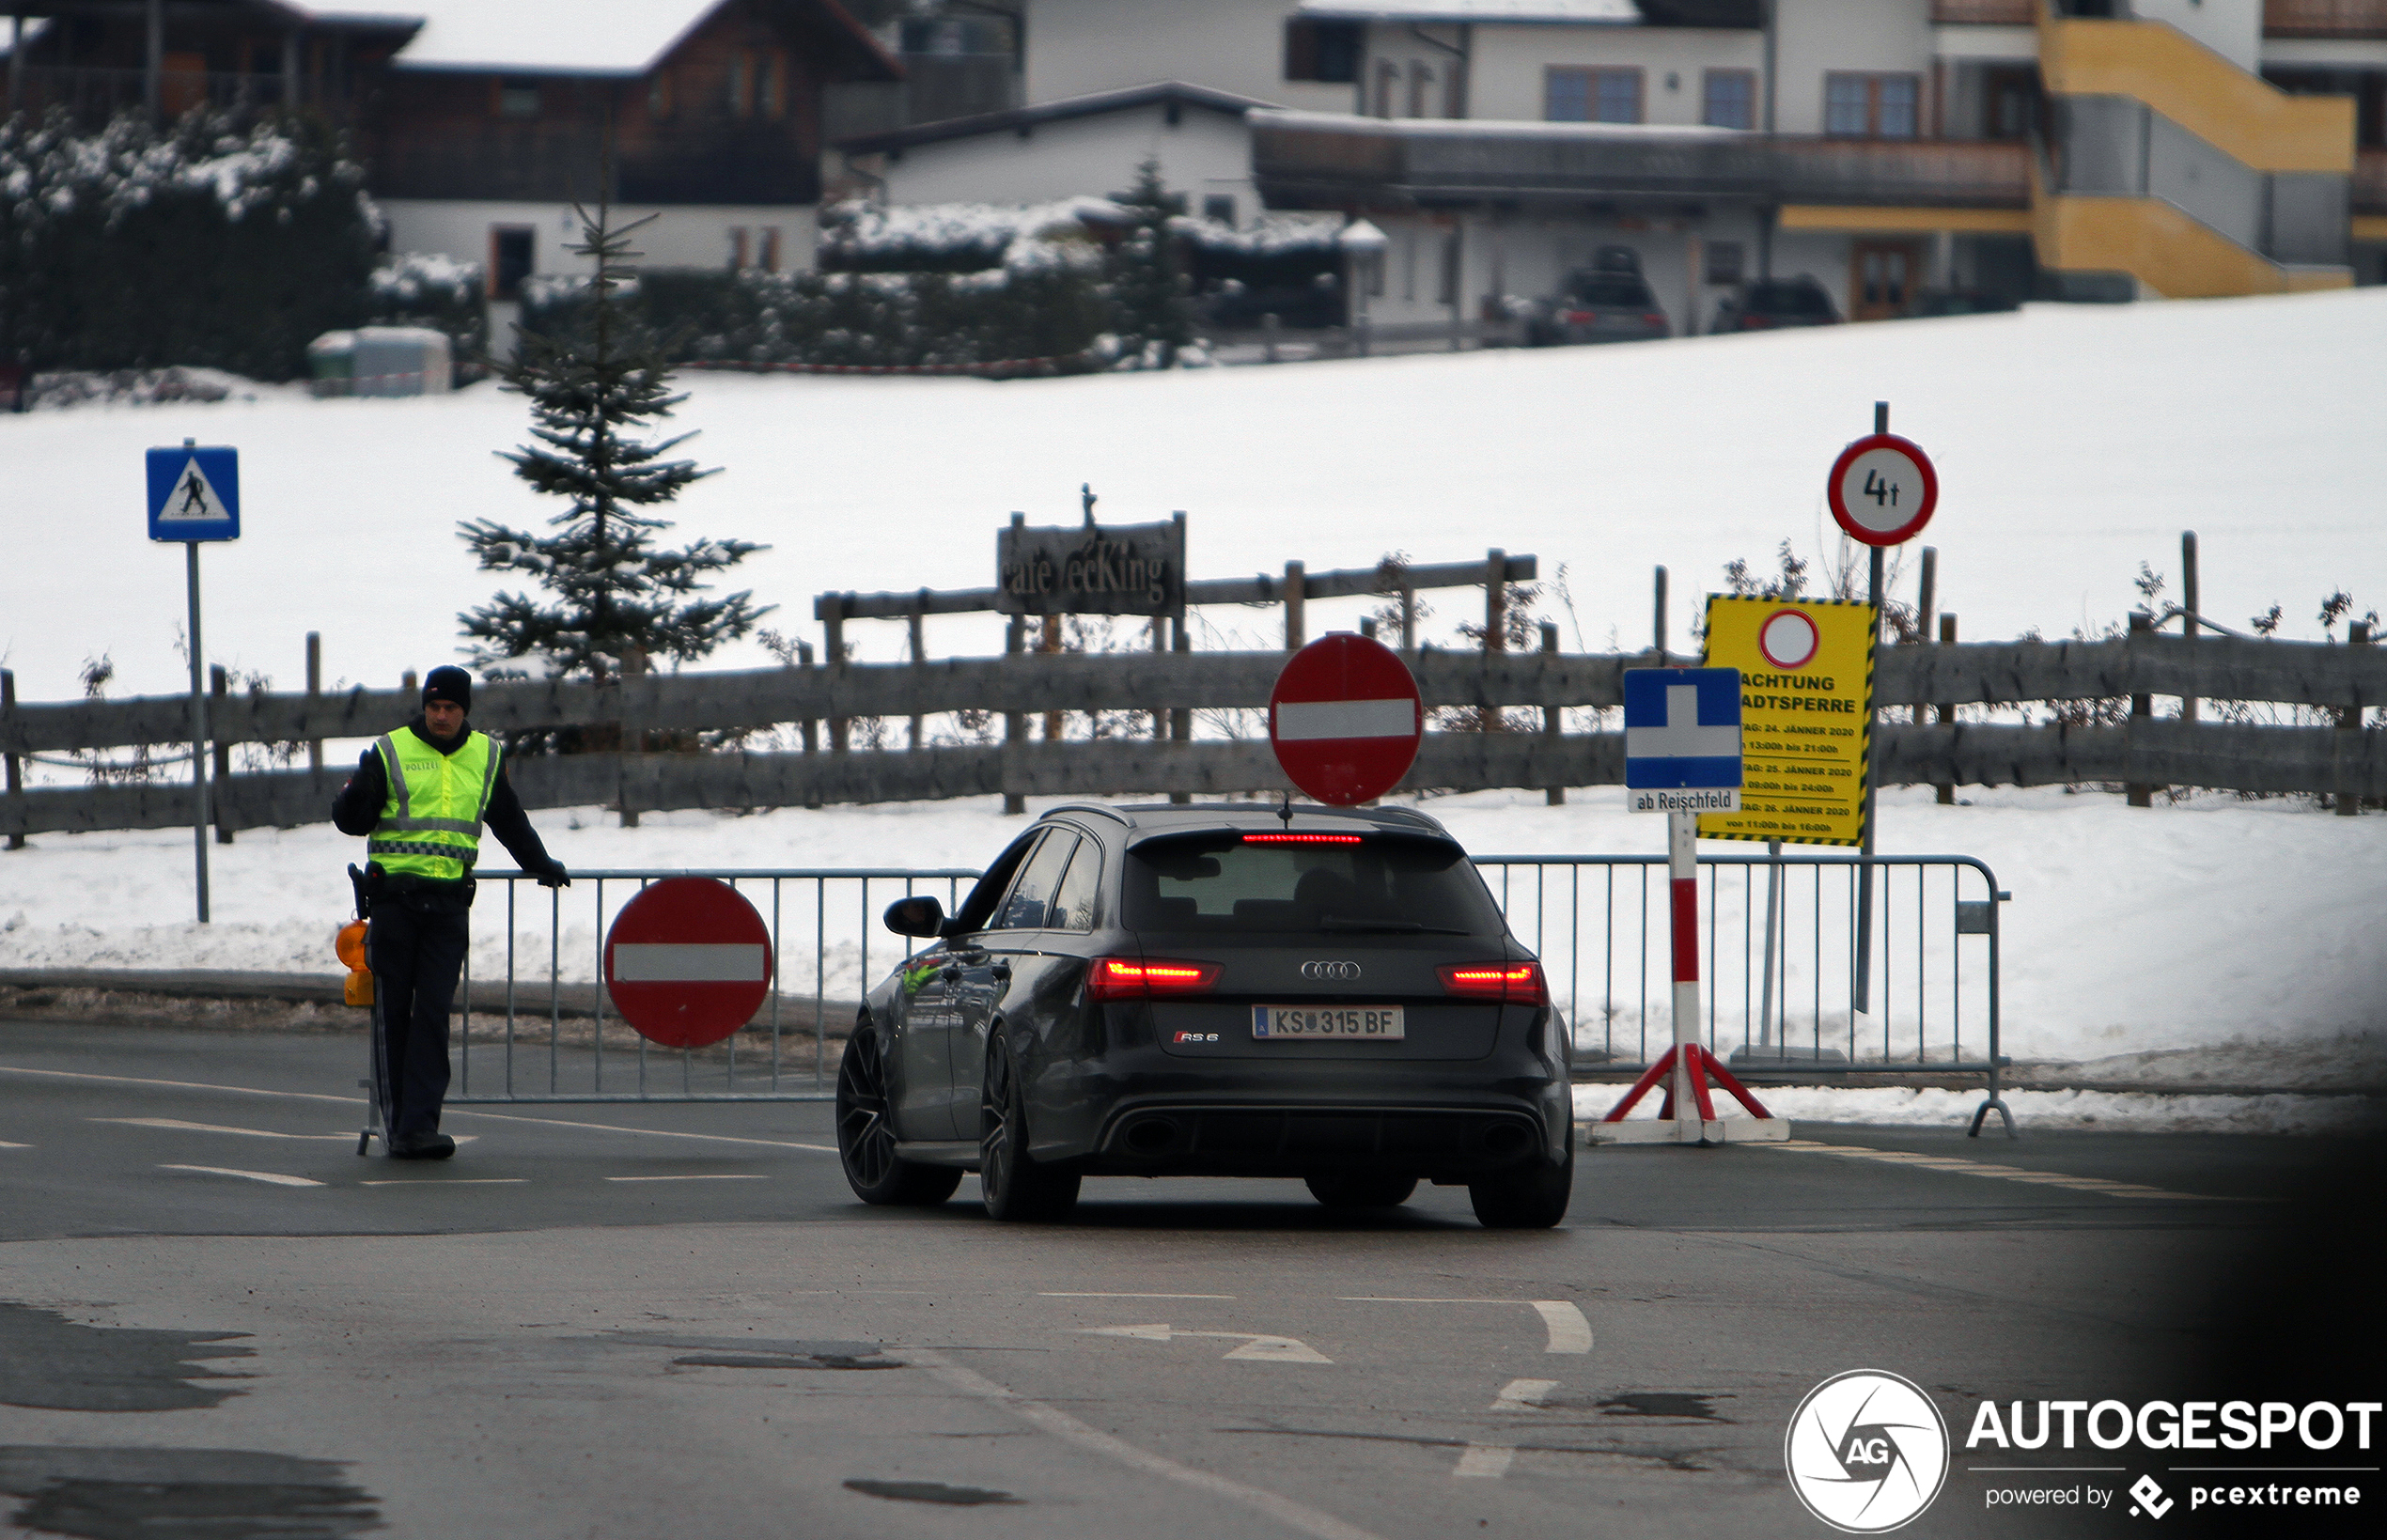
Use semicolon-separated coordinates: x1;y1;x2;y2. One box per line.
1828;432;1937;548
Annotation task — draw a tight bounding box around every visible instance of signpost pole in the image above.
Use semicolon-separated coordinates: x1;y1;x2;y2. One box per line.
1853;401;1887;1014
185;537;211;924
1667;808;1702;1137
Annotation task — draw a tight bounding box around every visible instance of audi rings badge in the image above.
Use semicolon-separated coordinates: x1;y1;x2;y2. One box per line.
1300;961;1362;982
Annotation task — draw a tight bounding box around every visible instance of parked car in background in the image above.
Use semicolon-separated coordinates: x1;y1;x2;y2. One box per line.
839;801;1575;1228
1908;288;2021;318
1711;275;1841;332
1525;246;1671;346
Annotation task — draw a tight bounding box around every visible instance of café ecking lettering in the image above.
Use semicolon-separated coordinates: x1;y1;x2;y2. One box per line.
997;518;1185;617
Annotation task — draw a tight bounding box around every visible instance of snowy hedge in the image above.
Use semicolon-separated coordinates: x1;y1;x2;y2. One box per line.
367;252;488;381
0;110;379;381
523;265;1111;369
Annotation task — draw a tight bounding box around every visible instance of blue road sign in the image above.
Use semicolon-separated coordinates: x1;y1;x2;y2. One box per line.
1623;667;1742;789
148;445;240;541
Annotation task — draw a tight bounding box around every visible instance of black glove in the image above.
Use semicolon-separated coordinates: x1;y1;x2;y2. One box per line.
536;861;570;890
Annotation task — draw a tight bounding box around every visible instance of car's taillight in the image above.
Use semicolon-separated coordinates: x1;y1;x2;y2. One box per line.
1241;832;1361;845
1644;313;1666;326
1438;961;1549;1005
1564;309;1592;324
1088;957;1221;1002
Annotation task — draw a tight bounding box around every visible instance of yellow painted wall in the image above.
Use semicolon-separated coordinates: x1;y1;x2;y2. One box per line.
2038;17;2354;174
2042;192;2351;297
1779;206;2033;235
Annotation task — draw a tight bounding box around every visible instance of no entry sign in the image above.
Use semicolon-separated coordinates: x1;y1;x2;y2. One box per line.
602;878;774;1049
1827;432;1937;547
1268;634;1422;806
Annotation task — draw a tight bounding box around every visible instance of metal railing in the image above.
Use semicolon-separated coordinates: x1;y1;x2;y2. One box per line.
1473;853;2009;1124
436;867;975;1105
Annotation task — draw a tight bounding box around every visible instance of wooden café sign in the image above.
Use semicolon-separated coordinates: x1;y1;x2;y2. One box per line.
997;502;1185;618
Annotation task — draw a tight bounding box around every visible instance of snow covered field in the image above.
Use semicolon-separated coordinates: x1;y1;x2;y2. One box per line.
2;288;2382;1130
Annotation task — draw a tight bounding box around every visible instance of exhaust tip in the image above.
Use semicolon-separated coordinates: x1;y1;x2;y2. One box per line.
1480;1121;1531;1158
1121;1118;1180;1156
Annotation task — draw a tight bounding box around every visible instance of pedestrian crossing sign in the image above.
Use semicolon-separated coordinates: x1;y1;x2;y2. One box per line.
147;444;241;541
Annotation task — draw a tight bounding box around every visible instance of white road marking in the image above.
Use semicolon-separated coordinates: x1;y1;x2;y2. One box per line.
360;1178;528;1187
604;1174;768;1183
1490;1378;1558;1411
0;1066;837;1153
1040;1292;1238;1299
159;1163;325;1188
907;1347;1389;1540
1532;1301;1594;1355
1763;1139;2228;1202
0;1140;28;1149
1453;1444;1516;1479
1083;1324;1332;1363
99;1116;474;1143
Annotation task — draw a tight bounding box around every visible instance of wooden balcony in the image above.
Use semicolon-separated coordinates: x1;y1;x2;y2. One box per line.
1932;0;2039;24
0;65;320;127
1251;116;2032;212
2265;0;2387;39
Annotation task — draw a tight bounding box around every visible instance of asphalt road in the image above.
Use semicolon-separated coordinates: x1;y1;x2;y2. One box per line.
1;1019;2377;1540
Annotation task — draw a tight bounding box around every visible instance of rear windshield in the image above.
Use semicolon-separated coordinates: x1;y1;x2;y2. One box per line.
1123;833;1507;938
1564;275;1652;308
1748;281;1832;315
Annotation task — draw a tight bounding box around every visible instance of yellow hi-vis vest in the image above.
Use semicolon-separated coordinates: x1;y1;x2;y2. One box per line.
367;726;500;883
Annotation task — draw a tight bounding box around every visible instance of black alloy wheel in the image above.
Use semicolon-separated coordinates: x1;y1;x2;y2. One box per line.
1304;1173;1418;1208
1467;1124;1573;1230
835;1026;961;1206
978;1033;1080;1222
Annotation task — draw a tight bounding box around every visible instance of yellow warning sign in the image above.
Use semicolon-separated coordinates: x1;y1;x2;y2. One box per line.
1697;595;1875;847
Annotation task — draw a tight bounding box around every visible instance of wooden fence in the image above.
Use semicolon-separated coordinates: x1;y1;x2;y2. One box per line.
2;632;2380;839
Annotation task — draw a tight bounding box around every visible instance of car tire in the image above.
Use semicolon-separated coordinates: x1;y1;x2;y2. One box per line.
835;1025;963;1206
979;1031;1080;1222
1304;1173;1417;1209
1468;1126;1573;1230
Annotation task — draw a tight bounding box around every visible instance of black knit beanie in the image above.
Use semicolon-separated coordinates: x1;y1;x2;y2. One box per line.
422;666;473;711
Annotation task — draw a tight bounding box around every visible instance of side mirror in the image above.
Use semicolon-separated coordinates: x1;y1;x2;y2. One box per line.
882;895;945;938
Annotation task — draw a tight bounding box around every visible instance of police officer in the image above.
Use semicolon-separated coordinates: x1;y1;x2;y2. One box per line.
332;666;568;1159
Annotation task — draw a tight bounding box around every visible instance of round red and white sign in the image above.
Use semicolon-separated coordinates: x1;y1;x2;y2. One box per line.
1268;634;1423;807
602;878;774;1050
1827;432;1937;548
1759;607;1820;671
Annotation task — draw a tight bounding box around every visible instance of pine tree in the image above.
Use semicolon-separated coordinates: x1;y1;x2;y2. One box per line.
1103;157;1194;367
457;193;769;685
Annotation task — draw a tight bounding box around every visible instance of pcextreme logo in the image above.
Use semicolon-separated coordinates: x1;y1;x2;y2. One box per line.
1785;1370;1952;1532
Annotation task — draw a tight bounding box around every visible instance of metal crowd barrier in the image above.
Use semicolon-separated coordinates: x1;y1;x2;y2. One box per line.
404;855;2007;1132
1471;852;2012;1134
439;867;975;1105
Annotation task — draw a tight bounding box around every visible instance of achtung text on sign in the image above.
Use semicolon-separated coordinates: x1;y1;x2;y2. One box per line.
1697;595;1875;847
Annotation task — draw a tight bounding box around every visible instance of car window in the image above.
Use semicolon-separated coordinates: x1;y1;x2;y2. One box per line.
1122;832;1506;937
1565;276;1650;308
992;832;1078;930
953;832;1042;934
1047;839;1101;932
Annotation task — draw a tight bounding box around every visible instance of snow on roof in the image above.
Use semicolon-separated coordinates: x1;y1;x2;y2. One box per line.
1294;0;1640;23
292;1;725;75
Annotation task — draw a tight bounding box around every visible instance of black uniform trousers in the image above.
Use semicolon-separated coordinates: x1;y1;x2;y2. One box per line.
367;887;472;1143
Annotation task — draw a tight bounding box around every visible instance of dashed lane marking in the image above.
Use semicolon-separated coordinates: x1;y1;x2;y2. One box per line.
98;1116;475;1143
1339;1298;1593;1355
159;1163;325;1188
1083;1325;1333;1363
1491;1378;1558;1411
1453;1444;1515;1479
360;1178;528;1186
0;1140;27;1149
907;1347;1388;1540
604;1174;769;1183
1762;1139;2235;1202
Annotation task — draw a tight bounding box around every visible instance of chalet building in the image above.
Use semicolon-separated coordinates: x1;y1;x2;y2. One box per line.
3;0;900;336
877;0;2387;330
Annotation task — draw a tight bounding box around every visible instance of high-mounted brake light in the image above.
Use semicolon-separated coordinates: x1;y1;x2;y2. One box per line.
1087;957;1221;1002
1438;961;1549;1005
1241;832;1362;845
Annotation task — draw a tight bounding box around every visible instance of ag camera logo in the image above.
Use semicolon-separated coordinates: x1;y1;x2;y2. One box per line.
1785;1370;1950;1532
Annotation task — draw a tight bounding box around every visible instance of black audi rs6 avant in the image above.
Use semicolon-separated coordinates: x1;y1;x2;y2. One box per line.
836;801;1574;1227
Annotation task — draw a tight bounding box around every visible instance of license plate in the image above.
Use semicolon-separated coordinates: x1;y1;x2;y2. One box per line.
1252;1004;1406;1040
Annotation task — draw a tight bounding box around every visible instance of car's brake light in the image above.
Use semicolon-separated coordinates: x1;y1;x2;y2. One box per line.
1241;832;1361;845
1088;957;1221;1002
1438;961;1549;1004
1563;309;1592;324
1644;313;1666;326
